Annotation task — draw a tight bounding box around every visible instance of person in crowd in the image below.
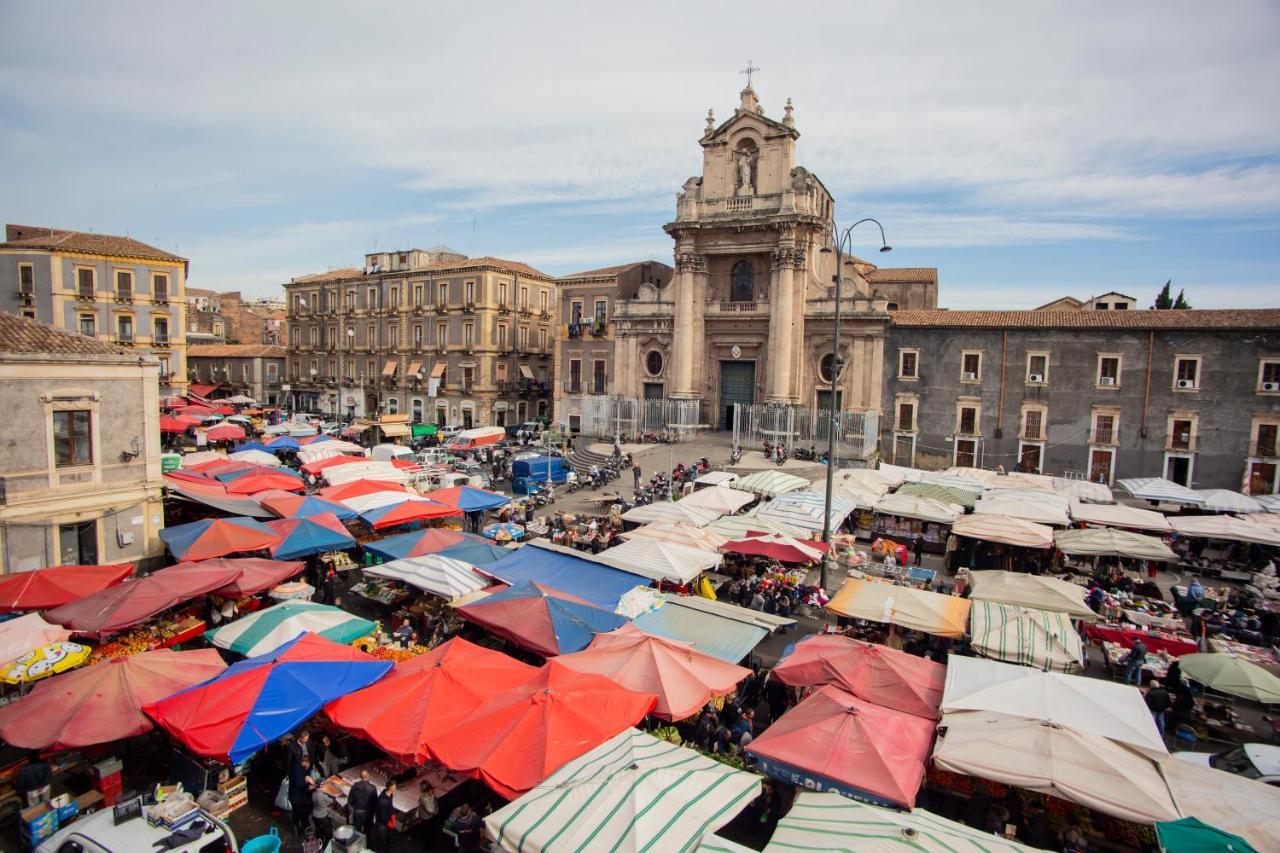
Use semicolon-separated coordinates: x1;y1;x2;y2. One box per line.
369;781;396;852
1086;584;1106;613
912;535;924;566
633;463;642;489
346;769;377;837
311;783;336;846
1188;577;1206;606
1144;679;1172;736
288;755;315;837
495;525;513;546
289;731;310;771
1122;638;1148;685
311;733;342;777
16;752;52;807
446;802;484;848
393;618;416;648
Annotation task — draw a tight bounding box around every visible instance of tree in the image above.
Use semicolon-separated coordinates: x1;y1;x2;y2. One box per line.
1153;280;1173;309
1172;288;1191;309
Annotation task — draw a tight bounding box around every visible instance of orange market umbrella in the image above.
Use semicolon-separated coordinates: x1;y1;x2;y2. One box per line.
325;637;536;763
0;648;227;749
320;479;410;502
772;634;946;719
555;624;749;721
430;660;657;799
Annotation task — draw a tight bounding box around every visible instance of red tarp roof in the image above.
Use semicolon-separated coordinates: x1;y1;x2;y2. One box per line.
320;479;409;501
771;634;946;719
225;470;306;495
44;562;244;638
0;648;226;749
206;423;247;441
429;659;657;799
325;637;535;764
173;557;307;597
0;563;134;612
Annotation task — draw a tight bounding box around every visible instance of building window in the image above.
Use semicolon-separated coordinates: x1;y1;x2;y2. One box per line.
731;260;754;302
367;287;379;309
898;349;918;379
464;281;475;305
499;282;508;306
592;360;606;394
18;262;34;293
497;324;508;348
1174;356;1201;390
896;401;916;432
310;327;319;347
414;284;423;306
116;315;134;342
1258;360;1280;393
464;323;475;347
961;351;982;382
1026;352;1049;385
76;268;95;297
519;327;528;349
538;328;546;351
389;286;399;307
438;282;448;305
1092;411;1118;445
520;287;529;310
645;351;663;376
1097;355;1121;387
78;315;96;337
53;410;93;467
152;273;169;302
818;353;843;385
157;355;170;376
413;325;423;348
241;363;250;382
568;359;582;391
886;302;899;311
957;404;979;435
1022;407;1045;440
115;270;133;300
1253;421;1278;458
1168;415;1197;452
369;324;378;347
436;323;447;348
266;362;278;381
544;291;553;314
154;318;169;344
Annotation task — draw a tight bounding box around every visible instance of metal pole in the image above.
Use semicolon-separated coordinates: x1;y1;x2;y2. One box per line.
820;234;842;592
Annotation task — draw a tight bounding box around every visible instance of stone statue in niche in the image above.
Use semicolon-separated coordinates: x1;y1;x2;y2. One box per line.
735;149;756;196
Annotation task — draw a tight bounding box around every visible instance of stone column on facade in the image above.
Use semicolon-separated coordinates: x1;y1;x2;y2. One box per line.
766;246;796;402
788;243;807;403
670;250;702;398
691;265;709;400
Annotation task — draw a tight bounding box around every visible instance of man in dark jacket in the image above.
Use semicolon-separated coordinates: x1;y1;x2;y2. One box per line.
346;769;377;837
369;782;396;852
288;755;314;837
16;753;52;807
1144;679;1172;736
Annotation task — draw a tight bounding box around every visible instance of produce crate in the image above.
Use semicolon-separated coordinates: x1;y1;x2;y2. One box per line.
19;803;58;848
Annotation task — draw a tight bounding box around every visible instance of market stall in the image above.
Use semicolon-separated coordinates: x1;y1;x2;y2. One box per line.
1194;489;1267;514
719;532;828;564
205;601;376;657
1116;477;1206;507
257;493;358;521
632;595;787;663
456;580;627;655
967;570;1096;620
363;528;509;564
1053;528;1177;562
1067;501;1171;532
676;484;756;514
159;516;282;561
619;520;730;552
1178;652;1280;703
754;490;858;535
620;501;722;527
364;554;490;600
870;493;964;554
973;490;1071;527
0;563;134;612
594;538;721;584
265;513;357;559
1169;514;1280;547
950;515;1056;573
1082;624;1198;657
968;601;1085;672
826;578;971;638
730;470;808;498
772;633;945;719
481;541;649;610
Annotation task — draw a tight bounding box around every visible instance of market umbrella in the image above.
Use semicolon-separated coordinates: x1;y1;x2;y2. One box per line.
364;529;508;564
968;601;1085;673
704;514;807;540
1053;528;1179;562
179;450;226;469
360;498;462;530
225;470;307;494
206;601;375;657
772;634;946;719
483;522;526;541
206;423;247;442
258;493;358;521
457;580;628;656
223;394;256;405
675;485;756;515
745;684;936;809
209;461;262;480
300;454;367;476
266;513;357;560
0;613;72;664
423;485;512;512
620;520;730;552
429;659;657;799
485;729;759;853
1178;653;1280;703
160;516;282;561
45;561;245;638
265;434;301;451
826;579;972;639
320;478;410;502
0;563;134;612
142;633;392;764
555;624;749;720
182;558;307;597
233;441;275;454
719;532;828;564
159;415;194;433
0;642;91;684
1156;817;1258;853
227;449;281;467
594;538;721;584
325;637;535;764
365;555;490;600
1194;489;1266;514
758;791;1039;852
0;648;227;749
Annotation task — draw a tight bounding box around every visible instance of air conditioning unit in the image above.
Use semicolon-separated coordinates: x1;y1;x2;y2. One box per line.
1176;379;1196;389
1028;373;1044;383
963;372;977;381
1100;376;1116;386
1263;382;1280;392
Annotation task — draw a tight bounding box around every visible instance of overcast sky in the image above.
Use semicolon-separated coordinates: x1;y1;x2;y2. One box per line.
2;2;1278;307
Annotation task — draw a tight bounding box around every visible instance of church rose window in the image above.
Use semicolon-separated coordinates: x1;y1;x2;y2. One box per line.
731;260;754;302
645;351;664;376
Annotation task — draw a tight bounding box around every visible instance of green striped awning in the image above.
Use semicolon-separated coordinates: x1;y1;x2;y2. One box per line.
757;791;1040;852
968;600;1084;673
896;481;977;510
486;728;759;853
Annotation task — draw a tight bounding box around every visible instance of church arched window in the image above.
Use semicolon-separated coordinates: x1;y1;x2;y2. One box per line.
731;260;754;302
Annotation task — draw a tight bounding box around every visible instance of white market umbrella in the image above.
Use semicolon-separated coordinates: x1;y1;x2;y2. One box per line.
676;485;756;515
341;491;432;514
704;514;806;540
365;555;488;600
754;490;858;533
228;449;282;467
180;450;226;469
1194;489;1266;514
1116;477;1205;506
1169;514;1280;546
621;502;722;527
967;571;1095;620
594;538;721;584
731;470;808;498
967;602;1085;673
1067;501;1170;532
1053;528;1178;562
621;521;729;552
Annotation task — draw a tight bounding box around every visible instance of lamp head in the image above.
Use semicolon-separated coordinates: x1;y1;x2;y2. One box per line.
879;245;893;253
820;246;833;254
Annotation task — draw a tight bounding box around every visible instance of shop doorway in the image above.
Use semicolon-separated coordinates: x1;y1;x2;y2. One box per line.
59;520;97;566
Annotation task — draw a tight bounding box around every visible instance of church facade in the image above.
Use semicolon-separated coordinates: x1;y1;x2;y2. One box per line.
612;85;936;430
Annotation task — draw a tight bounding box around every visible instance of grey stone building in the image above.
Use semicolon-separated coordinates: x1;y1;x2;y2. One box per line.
881;309;1280;492
0;312;165;572
187;344;287;407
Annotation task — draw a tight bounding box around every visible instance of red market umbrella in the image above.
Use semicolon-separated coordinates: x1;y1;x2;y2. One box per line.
159;517;282;561
173;558;306;597
45;562;245;638
361;499;462;530
430;660;657;799
160;415;194;433
206;423;247;442
0;564;135;612
300;455;366;476
745;685;936;809
772;634;946;719
177;404;216;418
326;637;536;764
0;648;227;749
320;479;410;502
225;470;307;494
719;533;829;564
213;404;237;416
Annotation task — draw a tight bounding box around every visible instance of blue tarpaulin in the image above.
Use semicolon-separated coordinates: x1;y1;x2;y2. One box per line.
481;542;648;610
635;602;768;663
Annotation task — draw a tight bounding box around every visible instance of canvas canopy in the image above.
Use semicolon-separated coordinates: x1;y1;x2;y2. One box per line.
731;470;808;498
0;613;72;664
594;538;720;584
1052;478;1114;503
968;601;1085;673
1159;751;1280;851
620;521;729;552
772;634;945;719
482;541;649;610
951;514;1055;548
873;493;963;524
895;481;977;510
755;490;858;533
974;493;1071;526
941;655;1166;759
1117;477;1205;506
1195;489;1266;513
827;579;971;638
694;470;739;487
704;514;806;540
633;597;777;664
1169;514;1280;546
677;484;756;514
46;562;244;638
621;501;723;527
829;467;895;495
0;563;134;612
485;729;759;853
967;570;1095;620
1054;528;1178;561
933;710;1180;824
206;601;376;657
1067;501;1170;532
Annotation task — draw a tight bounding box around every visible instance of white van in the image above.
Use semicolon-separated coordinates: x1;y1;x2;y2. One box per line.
368;443;415;463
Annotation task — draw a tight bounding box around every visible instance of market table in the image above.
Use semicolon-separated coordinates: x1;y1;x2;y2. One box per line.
89;615;207;661
1208;638;1280;676
320;758;466;828
1084;624;1198;657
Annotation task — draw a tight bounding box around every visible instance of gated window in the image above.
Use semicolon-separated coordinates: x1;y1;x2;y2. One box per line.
731;260;754;302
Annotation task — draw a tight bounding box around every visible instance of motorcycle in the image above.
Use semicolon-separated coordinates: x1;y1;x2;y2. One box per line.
729;446;743;465
774;443;788;466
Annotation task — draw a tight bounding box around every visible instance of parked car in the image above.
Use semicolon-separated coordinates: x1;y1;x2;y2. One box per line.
1173;744;1280;786
437;424;462;441
451;460;492;489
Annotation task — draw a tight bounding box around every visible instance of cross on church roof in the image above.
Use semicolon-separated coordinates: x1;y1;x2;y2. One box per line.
740;60;760;88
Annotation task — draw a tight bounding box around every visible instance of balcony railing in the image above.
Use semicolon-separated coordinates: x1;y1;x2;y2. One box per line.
564;381;582;394
115;291;133;303
498;303;512;314
154;294;169;305
75;290;95;301
717;301;758;313
567;324;584;339
114;334;135;346
154;335;170;346
589;320;609;337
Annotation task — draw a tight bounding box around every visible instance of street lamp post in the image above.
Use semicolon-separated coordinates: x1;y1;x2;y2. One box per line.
819;219;891;592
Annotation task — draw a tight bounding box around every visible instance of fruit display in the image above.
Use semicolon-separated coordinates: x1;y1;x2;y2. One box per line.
89;616;206;662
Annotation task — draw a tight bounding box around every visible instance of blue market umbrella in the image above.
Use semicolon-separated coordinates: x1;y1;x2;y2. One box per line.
266;435;301;451
235;441;274;454
265;514;356;560
365;529;508;563
457;580;627;655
